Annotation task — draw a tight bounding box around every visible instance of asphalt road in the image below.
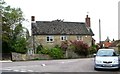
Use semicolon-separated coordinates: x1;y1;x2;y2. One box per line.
1;58;120;73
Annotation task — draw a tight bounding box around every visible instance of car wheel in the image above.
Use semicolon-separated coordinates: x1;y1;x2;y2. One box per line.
94;67;98;71
115;68;119;71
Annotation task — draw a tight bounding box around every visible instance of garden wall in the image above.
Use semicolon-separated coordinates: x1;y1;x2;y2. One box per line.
12;52;51;61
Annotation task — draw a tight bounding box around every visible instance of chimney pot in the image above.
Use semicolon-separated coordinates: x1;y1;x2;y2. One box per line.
31;16;35;21
86;15;88;18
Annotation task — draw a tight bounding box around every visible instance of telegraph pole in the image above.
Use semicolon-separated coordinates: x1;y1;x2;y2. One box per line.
99;19;102;48
31;16;35;54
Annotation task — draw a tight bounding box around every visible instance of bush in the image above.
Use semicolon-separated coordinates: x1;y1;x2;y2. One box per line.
89;48;97;55
70;40;89;57
49;47;64;59
39;48;50;54
89;45;97;54
60;40;68;51
54;45;60;48
36;44;43;54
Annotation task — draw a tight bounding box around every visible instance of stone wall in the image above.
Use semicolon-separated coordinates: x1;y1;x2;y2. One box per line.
12;52;51;61
1;53;12;60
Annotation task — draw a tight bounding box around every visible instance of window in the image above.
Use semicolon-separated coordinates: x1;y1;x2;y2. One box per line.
46;36;54;42
60;36;67;41
76;36;82;40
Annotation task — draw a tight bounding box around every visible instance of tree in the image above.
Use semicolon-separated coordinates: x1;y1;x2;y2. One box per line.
12;37;28;54
1;0;29;53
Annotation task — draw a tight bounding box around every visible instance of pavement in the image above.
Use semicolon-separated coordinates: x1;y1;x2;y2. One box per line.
0;60;12;63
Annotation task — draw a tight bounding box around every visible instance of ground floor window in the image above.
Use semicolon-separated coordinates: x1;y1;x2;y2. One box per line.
46;36;54;42
76;36;82;41
60;36;67;41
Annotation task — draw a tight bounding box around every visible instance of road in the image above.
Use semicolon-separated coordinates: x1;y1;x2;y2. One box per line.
1;58;120;73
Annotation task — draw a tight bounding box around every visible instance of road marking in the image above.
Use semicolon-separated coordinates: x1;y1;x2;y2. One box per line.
13;70;19;72
3;68;12;71
20;70;27;72
2;67;34;72
27;70;34;72
13;69;34;72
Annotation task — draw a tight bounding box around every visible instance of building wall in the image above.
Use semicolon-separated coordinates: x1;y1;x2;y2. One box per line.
34;35;92;48
83;36;92;46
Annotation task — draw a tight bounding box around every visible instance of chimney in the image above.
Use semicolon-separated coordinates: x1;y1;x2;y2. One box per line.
85;15;91;27
31;16;35;23
31;16;35;35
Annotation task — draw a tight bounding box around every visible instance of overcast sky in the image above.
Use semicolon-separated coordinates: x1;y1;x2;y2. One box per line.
4;0;120;43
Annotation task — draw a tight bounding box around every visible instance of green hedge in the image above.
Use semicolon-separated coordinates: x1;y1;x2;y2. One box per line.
49;48;64;59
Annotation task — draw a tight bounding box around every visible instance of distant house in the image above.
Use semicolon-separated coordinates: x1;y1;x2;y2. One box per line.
102;37;112;48
98;37;120;53
110;40;120;52
31;15;94;53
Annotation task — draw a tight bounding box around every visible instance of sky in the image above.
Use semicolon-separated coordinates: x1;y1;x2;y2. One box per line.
4;0;120;43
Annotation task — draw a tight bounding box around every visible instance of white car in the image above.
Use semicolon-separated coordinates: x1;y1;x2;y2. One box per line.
94;48;120;70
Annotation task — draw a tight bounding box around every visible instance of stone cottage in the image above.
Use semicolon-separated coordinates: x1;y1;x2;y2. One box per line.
30;15;94;53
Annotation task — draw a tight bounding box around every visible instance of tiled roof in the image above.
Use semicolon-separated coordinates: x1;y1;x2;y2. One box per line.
103;42;112;47
110;40;120;47
32;20;94;35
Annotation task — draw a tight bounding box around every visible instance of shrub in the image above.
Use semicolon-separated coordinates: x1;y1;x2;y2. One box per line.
89;45;97;54
60;40;68;51
70;40;89;57
40;48;50;54
49;47;64;59
54;45;60;48
36;44;43;54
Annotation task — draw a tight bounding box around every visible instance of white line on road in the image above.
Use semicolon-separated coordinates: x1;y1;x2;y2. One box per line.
27;70;34;72
2;68;12;71
13;69;19;72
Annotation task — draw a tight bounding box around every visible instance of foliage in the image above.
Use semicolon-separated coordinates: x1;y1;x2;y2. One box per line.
60;40;70;58
12;37;28;54
49;47;64;59
89;44;97;54
39;48;50;54
1;0;29;53
36;44;43;54
70;40;89;56
54;44;60;48
38;46;64;59
60;40;68;51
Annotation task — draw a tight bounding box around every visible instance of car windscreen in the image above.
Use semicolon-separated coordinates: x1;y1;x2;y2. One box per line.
96;50;117;56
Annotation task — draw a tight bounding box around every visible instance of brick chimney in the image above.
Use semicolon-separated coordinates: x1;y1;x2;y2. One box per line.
85;15;91;27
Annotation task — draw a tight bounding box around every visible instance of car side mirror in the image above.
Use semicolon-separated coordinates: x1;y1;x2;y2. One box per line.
93;53;96;57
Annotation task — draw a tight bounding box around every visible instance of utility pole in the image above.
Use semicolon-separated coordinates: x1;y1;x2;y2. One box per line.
31;16;36;54
99;19;102;48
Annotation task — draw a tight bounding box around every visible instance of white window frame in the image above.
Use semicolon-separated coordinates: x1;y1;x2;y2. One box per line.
46;36;54;42
76;35;82;41
60;36;67;41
